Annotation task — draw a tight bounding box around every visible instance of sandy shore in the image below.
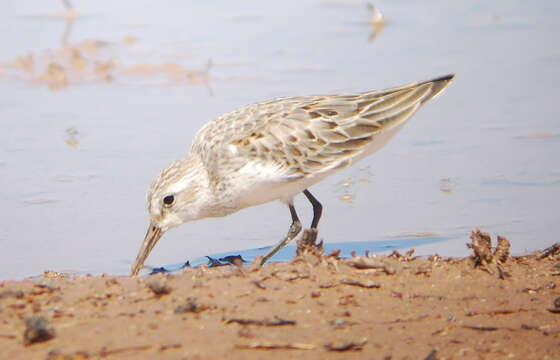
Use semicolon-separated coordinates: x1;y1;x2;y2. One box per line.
1;231;559;359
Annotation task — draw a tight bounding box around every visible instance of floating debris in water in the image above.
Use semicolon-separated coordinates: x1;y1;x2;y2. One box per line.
366;3;385;42
0;2;213;91
206;255;246;267
338;194;355;204
337;177;353;188
206;256;228;267
149;267;168;275
440;177;455;194
219;255;246;265
14;53;34;72
23;198;59;205
514;132;560;140
149;261;190;275
39;63;68;90
335;177;357;204
64;127;80;148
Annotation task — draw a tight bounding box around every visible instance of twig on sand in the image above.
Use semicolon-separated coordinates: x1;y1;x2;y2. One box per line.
339;279;381;289
324;338;367;351
226;317;296;326
236;341;316;350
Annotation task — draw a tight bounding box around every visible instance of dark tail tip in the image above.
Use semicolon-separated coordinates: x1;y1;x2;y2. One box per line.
421;74;455;104
432;73;455;82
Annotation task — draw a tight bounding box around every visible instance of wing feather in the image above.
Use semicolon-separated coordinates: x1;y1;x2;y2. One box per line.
191;75;454;182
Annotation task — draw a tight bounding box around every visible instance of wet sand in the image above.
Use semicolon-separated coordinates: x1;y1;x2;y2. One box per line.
1;231;559;359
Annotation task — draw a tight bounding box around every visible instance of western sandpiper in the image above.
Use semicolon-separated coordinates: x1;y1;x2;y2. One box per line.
131;74;454;276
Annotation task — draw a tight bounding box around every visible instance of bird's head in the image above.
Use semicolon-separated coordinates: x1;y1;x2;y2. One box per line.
131;154;209;276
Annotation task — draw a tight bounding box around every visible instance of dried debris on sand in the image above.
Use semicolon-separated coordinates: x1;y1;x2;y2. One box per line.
467;228;512;278
467;229;510;266
0;230;559;359
23;316;55;346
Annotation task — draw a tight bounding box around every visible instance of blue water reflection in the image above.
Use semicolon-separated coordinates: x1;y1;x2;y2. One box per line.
154;236;452;274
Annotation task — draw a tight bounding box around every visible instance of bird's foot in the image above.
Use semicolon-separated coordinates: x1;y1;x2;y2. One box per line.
296;229;323;258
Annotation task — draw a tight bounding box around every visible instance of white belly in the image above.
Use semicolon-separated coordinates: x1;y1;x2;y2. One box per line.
232;122;407;208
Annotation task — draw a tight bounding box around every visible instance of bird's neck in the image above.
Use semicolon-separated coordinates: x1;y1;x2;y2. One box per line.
188;155;243;219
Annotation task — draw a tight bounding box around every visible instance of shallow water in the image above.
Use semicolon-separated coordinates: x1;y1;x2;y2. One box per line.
155;236;452;275
1;1;559;280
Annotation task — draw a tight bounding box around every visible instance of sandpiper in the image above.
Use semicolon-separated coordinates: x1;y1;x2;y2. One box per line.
131;74;454;276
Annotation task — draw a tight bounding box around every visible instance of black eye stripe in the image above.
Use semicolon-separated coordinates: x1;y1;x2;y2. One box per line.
163;195;175;205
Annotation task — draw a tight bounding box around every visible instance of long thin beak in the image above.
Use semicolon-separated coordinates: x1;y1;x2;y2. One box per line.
131;222;163;276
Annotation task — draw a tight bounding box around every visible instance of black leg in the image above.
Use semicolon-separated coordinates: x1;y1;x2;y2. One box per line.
288;204;299;224
260;204;302;265
303;189;322;229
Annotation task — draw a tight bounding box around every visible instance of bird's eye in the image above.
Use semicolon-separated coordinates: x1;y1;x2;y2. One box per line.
163;194;175;207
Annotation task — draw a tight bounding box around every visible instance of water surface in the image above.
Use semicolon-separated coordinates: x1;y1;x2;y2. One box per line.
1;0;559;279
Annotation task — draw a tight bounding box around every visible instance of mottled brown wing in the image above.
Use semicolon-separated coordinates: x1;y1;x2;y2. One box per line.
192;75;454;181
